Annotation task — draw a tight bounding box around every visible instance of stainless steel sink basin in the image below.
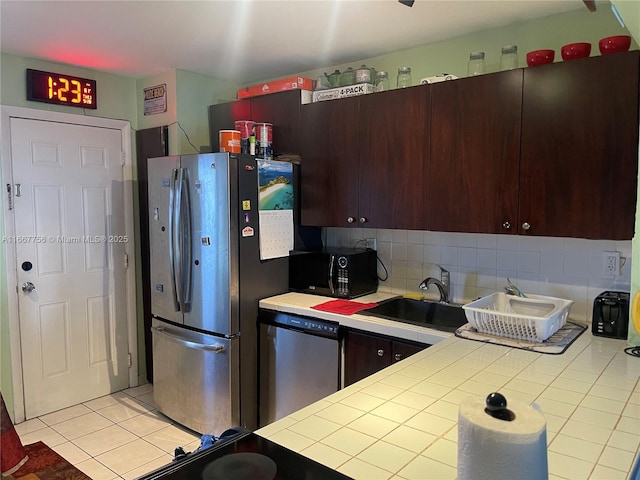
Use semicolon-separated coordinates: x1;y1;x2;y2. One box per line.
359;297;468;332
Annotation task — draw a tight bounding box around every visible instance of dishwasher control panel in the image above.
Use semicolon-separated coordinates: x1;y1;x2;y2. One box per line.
287;316;340;335
259;309;341;338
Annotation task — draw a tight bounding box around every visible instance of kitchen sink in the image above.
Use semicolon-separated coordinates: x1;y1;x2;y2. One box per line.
359;297;468;332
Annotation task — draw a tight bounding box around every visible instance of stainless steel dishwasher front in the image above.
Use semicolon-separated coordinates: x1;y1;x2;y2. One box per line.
258;310;342;427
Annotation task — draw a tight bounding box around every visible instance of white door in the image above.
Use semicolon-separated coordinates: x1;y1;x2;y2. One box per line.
10;118;129;419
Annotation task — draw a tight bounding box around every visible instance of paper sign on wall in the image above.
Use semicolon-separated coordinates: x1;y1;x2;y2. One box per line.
143;84;167;115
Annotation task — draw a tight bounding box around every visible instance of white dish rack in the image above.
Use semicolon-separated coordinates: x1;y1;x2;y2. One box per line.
462;292;573;342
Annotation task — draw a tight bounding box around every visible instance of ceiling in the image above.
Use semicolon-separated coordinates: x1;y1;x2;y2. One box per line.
1;0;589;85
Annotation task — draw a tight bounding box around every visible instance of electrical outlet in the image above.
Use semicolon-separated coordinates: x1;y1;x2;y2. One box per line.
364;238;377;250
602;251;620;275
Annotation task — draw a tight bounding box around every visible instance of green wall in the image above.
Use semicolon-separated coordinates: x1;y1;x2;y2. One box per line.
295;7;635;85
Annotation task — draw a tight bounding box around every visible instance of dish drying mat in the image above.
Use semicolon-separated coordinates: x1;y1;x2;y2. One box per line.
455;320;587;355
311;299;378;315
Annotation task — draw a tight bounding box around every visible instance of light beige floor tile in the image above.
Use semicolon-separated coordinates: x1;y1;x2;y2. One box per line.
95;438;166;475
19;426;67;447
51;441;91;464
51;412;114;440
14;417;47;436
123;384;153;398
136;392;156;408
39;404;92;426
83;392;130;411
72;425;138;457
75;458;120;480
143;424;203;454
96;399;152;423
121;453;173;480
118;410;172;437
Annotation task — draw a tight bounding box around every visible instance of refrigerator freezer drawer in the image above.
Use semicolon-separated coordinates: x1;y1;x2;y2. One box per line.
151;319;239;434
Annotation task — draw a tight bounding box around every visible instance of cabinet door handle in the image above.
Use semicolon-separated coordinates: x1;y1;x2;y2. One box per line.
522;222;531;231
502;221;511;230
347;216;355;224
359;217;367;224
394;353;403;361
377;349;385;357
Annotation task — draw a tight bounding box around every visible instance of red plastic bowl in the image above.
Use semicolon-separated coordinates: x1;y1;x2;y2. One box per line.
526;49;555;67
561;42;591;61
599;35;631;54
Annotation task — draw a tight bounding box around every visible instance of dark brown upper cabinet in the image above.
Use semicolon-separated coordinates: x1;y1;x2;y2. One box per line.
519;51;639;240
428;69;522;234
300;86;430;229
208;89;304;155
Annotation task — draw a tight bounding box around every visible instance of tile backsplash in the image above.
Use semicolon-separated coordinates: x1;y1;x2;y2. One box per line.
324;228;632;323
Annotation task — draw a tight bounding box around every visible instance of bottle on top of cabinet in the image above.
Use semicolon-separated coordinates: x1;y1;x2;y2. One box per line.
375;71;389;92
341;67;356;86
468;52;485;76
397;66;412;88
356;65;372;84
500;45;518;70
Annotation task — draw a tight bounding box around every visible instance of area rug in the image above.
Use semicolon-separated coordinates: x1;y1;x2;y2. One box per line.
9;441;91;480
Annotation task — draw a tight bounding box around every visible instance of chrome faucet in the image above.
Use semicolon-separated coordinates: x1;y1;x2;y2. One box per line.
419;265;450;303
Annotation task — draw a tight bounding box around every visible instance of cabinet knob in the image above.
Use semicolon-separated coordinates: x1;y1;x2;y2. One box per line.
502;221;511;230
377;349;385;357
394;353;403;361
359;217;367;224
347;217;355;224
522;222;531;231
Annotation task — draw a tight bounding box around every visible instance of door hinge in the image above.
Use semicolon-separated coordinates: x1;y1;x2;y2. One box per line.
124;253;129;270
128;353;132;368
121;152;126;166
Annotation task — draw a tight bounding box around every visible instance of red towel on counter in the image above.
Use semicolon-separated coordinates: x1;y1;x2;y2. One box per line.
311;299;378;315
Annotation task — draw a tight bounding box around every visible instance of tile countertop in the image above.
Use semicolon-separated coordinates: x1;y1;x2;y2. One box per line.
257;292;640;480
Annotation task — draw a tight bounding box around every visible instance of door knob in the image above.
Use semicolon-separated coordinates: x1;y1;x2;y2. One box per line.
377;349;385;357
347;217;355;223
21;282;36;293
522;222;531;231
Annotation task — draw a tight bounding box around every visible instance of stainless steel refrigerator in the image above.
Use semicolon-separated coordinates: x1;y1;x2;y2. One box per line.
147;153;289;434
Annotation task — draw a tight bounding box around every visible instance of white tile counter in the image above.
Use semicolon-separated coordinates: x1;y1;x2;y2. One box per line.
257;292;640;480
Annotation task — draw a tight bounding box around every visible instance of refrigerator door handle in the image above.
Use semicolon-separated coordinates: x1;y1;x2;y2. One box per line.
179;167;193;312
151;326;226;353
168;168;180;311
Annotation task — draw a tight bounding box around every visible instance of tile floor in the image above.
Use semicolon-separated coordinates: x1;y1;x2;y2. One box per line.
14;384;202;480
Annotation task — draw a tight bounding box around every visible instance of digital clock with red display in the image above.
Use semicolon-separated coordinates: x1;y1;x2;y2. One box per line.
26;69;97;109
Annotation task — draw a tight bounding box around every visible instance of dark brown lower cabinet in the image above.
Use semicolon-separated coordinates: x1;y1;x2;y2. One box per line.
344;330;428;386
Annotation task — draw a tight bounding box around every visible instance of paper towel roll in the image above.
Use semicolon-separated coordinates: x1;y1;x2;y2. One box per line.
457;394;548;480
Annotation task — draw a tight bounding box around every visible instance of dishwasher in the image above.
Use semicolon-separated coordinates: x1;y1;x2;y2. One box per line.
258;309;343;427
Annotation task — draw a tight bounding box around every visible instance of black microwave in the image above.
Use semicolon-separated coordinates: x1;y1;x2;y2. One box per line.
289;248;379;299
